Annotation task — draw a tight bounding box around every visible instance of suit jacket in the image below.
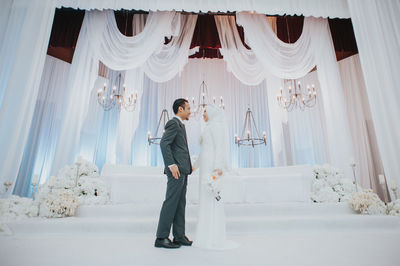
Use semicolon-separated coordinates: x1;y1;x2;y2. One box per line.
160;117;192;176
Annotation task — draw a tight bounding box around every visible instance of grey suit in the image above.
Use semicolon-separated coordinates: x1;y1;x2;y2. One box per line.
156;117;192;239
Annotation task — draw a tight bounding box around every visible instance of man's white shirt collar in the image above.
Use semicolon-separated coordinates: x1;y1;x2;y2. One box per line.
174;116;183;123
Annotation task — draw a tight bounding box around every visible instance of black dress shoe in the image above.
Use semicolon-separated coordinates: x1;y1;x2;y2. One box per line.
155;238;181;249
173;236;193;246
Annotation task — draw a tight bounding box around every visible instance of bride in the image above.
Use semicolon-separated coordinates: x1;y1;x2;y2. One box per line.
192;105;239;250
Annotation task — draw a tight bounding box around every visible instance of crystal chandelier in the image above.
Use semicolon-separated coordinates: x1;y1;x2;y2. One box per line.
234;107;267;147
277;79;317;111
147;109;170;145
97;73;138;112
188;80;224;119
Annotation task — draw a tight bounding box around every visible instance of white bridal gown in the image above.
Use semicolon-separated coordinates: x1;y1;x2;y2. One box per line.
193;107;239;250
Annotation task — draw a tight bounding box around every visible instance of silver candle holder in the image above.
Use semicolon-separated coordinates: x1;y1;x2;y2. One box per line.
389;180;398;200
31;182;38;201
3;181;12;194
349;158;358;192
391;187;398;200
75;156;83;187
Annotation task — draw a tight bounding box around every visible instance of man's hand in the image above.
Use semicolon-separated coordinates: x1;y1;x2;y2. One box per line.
169;164;180;179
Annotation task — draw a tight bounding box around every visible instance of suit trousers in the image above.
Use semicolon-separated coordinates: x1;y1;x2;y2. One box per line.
156;173;188;238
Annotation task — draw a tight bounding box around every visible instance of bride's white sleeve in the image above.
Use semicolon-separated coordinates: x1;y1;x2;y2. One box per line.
211;128;228;173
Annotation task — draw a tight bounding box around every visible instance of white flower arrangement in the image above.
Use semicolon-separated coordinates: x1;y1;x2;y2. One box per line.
0;156;108;220
75;176;110;205
53;157;100;189
310;164;359;203
386;199;400;216
348;189;386;215
0;223;12;236
0;195;38;221
75;156;99;177
34;156;108;216
39;188;78;218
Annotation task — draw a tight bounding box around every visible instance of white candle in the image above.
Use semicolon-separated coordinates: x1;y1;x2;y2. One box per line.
378;174;386;185
49;176;56;187
32;174;39;185
349;157;356;167
389;180;397;190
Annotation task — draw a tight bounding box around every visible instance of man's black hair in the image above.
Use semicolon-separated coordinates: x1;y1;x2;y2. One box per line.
173;98;189;114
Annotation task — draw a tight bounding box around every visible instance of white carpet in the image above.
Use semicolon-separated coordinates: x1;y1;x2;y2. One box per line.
1;202;400;266
1;231;400;266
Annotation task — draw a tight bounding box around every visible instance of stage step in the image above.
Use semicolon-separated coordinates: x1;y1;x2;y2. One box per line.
4;203;400;236
75;202;354;218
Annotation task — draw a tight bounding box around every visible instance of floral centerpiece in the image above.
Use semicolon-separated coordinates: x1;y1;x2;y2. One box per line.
0;156;110;220
35;156;109;217
348;189;386;215
310;164;359;203
386;199;400;216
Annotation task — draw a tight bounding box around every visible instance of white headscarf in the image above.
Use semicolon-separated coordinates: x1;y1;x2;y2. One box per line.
205;105;231;173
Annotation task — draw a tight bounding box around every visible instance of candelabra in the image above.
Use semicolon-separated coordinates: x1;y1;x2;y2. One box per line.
97;73;138;112
188;80;224;119
234;107;267;147
148;109;170;145
3;181;12;197
349;158;358;192
277;79;317;111
390;181;398;200
31;174;39;200
75;157;82;187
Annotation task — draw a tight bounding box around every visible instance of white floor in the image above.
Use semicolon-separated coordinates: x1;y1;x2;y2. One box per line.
1;231;400;266
1;202;400;266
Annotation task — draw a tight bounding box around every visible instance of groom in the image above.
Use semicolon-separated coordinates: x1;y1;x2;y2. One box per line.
155;98;193;249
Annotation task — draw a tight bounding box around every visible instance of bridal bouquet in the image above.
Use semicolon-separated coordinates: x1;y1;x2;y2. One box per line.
348;189;386;215
207;170;222;201
311;164;359;203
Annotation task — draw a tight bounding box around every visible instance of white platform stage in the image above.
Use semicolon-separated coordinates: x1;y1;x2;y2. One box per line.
3;165;400;266
100;164;315;204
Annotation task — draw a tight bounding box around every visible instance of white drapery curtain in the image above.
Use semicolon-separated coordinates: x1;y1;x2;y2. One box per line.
87;10;180;70
13;55;71;196
143;14;199;82
347;0;400;193
114;14;198;164
84;13;199;166
131;59;274;168
56;0;350;18
224;13;355;176
285;71;327;166
338;54;386;197
114;14;146;165
0;0;56;196
214;15;267;86
236;14;324;79
51;10;198;175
